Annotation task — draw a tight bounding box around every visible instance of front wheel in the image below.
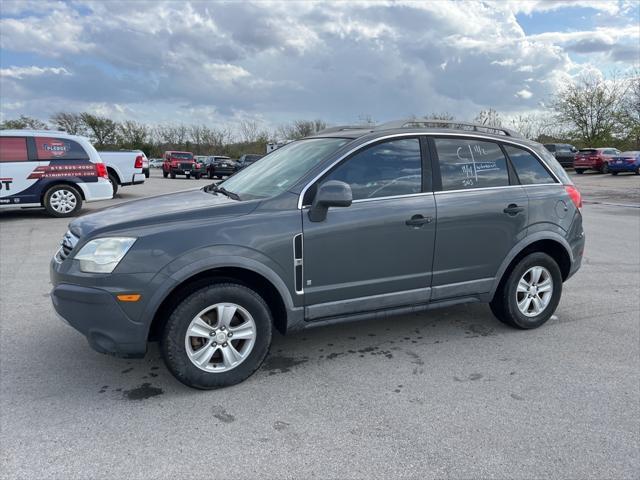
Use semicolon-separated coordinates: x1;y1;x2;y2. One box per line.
161;283;273;389
575;169;584;174
170;172;176;179
186;173;191;179
43;184;82;217
208;170;214;179
195;173;201;180
490;252;562;329
611;171;618;175
163;171;169;178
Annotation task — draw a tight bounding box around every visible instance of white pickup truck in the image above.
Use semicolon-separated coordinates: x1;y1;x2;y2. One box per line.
98;150;146;196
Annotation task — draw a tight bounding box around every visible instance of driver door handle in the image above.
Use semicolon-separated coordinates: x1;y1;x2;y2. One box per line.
405;214;432;227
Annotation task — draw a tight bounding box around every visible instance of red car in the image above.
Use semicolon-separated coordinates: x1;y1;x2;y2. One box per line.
162;151;202;179
574;147;621;174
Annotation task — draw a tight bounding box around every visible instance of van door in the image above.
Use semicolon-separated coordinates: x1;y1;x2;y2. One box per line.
430;136;528;300
0;136;42;207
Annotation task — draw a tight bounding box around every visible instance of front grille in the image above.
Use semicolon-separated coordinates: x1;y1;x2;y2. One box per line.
180;162;193;170
55;231;79;262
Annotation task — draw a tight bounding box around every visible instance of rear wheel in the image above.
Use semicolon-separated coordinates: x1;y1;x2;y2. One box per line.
490;252;562;329
601;163;609;174
575;169;584;174
43;184;82;217
611;171;618;175
208;170;214;179
107;173;119;197
161;283;273;389
636;166;640;175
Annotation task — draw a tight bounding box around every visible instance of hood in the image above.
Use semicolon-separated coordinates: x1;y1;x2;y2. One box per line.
69;188;258;238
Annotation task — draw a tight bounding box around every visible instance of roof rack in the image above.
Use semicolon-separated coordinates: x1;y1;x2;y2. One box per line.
316;125;374;135
373;118;522;138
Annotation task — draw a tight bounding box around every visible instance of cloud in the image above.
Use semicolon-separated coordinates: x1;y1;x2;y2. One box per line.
0;66;70;79
0;0;637;127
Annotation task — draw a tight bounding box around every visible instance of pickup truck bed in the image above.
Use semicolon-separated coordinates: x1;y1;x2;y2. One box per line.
98;151;146;196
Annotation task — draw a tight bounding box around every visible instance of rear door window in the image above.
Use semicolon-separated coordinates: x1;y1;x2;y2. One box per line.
504;145;556;185
0;137;29;162
35;137;89;161
434;138;509;190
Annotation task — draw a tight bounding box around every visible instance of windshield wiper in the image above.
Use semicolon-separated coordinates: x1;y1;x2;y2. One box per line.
206;184;241;201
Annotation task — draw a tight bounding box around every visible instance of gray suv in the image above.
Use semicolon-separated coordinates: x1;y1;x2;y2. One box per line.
50;120;585;389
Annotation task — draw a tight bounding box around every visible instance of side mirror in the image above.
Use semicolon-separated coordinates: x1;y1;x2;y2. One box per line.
308;180;352;222
571;147;578;153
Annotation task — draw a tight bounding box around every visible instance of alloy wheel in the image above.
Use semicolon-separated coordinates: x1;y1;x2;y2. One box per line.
515;266;553;317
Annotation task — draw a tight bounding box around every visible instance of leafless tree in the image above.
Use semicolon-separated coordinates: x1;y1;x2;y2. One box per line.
50;112;86;135
0;115;48;130
277;119;327;140
474;108;502;127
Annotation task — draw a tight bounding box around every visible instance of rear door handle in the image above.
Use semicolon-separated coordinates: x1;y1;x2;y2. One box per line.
406;214;433;227
503;204;525;216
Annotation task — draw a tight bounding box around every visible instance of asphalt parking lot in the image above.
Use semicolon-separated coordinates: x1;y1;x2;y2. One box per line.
1;169;638;479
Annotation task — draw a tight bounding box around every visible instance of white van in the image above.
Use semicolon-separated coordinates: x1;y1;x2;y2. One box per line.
0;130;113;217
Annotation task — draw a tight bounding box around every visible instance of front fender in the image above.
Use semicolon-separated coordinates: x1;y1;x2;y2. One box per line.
139;245;300;335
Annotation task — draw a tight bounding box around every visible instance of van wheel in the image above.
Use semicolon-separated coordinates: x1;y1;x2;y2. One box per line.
161;283;273;389
43;184;82;217
490;252;562;330
107;173;118;197
163;171;168;178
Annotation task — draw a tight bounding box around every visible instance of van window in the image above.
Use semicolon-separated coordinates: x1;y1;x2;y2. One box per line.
434;138;509;190
0;137;29;162
35;137;89;161
504;145;556;185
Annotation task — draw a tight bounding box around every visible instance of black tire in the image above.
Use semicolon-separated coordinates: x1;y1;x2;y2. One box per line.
635;167;640;175
161;283;273;389
575;169;584;174
611;171;618;175
170;172;176;179
108;173;119;197
208;170;214;179
195;173;201;180
186;173;191;179
145;170;150;179
601;163;609;174
489;252;562;330
163;171;168;178
43;184;83;217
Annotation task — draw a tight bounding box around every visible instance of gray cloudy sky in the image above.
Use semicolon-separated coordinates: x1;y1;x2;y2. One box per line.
0;0;638;130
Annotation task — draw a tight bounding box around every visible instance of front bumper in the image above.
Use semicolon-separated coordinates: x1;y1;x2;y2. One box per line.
51;283;148;357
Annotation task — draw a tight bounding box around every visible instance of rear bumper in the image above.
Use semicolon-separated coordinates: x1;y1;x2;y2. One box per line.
213;167;235;176
79;180;114;202
608;163;638;172
121;172;146;186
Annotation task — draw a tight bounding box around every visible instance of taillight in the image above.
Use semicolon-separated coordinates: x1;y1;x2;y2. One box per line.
565;185;582;210
96;163;108;179
134;155;143;169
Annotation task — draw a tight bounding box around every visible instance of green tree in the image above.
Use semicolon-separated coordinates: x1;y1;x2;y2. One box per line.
80;113;118;148
551;73;627;145
0;115;48;130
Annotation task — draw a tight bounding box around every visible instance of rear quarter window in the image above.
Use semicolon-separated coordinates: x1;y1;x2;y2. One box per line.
0;137;29;162
504;145;556;185
532;145;571;184
35;137;89;161
434;138;509;190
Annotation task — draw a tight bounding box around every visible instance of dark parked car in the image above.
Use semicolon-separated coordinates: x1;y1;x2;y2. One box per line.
574;148;621;174
51;119;584;389
543;143;577;168
206;156;235;179
235;153;264;171
608;151;640;175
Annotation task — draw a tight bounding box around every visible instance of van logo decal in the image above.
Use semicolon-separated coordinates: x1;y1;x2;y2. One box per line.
42;141;70;156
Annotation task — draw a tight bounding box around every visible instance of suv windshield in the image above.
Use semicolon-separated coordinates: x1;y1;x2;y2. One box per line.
220;137;350;199
171;153;193;159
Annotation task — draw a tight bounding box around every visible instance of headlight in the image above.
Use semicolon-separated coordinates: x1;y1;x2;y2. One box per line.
74;237;136;273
